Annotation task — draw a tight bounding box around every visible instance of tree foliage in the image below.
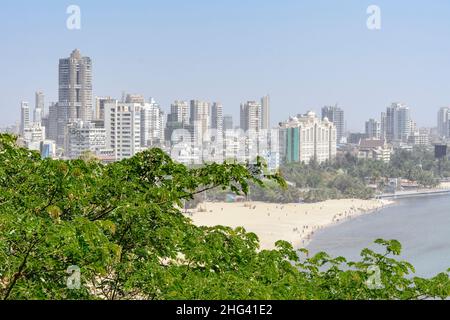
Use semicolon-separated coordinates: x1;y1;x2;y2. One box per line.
0;134;449;300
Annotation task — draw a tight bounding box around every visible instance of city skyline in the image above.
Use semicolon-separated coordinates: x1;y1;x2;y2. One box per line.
2;1;450;130
11;45;449;146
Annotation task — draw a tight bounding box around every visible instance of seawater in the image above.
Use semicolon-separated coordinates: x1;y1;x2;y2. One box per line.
306;194;450;277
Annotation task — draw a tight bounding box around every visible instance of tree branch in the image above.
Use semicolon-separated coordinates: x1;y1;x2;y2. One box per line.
3;235;42;300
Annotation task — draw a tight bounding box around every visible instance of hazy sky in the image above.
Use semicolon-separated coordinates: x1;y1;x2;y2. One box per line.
1;0;450;131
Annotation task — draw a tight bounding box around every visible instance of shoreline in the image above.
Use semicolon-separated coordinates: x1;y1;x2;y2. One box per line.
299;200;396;248
187;198;395;250
378;185;450;199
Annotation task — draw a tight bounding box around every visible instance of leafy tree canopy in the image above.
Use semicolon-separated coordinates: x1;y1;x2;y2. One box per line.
0;134;449;300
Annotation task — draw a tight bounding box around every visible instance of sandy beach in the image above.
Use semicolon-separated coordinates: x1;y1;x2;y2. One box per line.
187;199;394;250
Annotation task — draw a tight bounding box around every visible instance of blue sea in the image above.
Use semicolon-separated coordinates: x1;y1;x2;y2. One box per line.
306;194;450;277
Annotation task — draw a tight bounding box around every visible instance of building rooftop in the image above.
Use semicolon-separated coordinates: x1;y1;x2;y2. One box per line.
359;138;386;149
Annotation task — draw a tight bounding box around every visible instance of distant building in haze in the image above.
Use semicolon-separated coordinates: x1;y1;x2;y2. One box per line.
321;105;344;143
170;100;189;124
261;95;270;130
357;138;392;163
95;97;114;120
141;98;164;147
437;107;450;138
20;101;30;135
125;94;145;104
385;103;412;143
211;102;223;137
190;100;210;144
34;91;45;125
240;100;262;132
223;114;233;131
365;118;381;139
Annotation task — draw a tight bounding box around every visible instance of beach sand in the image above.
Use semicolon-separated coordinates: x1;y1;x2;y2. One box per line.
187;199;393;250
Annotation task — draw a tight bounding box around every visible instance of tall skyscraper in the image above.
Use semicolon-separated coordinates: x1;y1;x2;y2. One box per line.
321;105;344;144
34;91;45;125
365;119;381;139
47;103;58;142
240;101;262;132
56;49;93;148
211;102;223;137
385;106;395;142
58;49;93;121
141;99;164;147
261;95;270;130
386;103;412;142
396;106;412;142
20;101;30;135
190;100;210;143
437;107;450;138
239;100;264;159
165;100;190;144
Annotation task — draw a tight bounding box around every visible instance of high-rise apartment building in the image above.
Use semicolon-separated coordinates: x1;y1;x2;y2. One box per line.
141;99;164;147
261;95;270;130
280;111;337;164
66;120;107;159
20;101;30;135
165;100;190;144
170;100;189;124
239;100;265;159
385;106;395;142
47;103;58;142
223;114;233;131
380;112;387;140
396;106;412;142
34;91;45;125
95;97;114;120
437;107;450;138
190;100;210;143
385;103;412;142
321;105;344;143
58;49;93;121
211;102;223;136
57;49;93;147
240;101;262;132
104;101;142;161
365;119;381;139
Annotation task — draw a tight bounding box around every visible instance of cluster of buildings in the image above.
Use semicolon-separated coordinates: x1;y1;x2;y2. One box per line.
344;103;450;163
6;49;450;170
15;50;281;168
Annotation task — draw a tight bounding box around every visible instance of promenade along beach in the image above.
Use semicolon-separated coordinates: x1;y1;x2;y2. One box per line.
187;199;393;250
